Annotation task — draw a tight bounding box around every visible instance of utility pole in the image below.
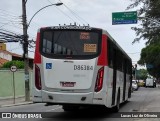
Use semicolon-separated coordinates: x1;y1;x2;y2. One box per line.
22;0;30;101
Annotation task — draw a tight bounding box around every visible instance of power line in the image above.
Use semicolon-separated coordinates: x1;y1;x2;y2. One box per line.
0;30;22;42
46;0;75;22
0;29;35;45
0;9;21;24
127;52;141;54
0;22;22;30
28;50;34;52
0;9;20;17
8;46;22;51
0;22;11;29
47;0;89;24
0;29;22;35
60;0;89;25
0;8;22;35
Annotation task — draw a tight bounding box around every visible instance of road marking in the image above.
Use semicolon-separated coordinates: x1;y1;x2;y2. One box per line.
46;106;62;112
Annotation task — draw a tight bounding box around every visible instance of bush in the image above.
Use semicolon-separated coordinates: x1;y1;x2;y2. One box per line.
2;60;24;69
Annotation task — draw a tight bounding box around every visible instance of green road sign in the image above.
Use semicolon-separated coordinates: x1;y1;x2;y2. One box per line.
112;11;137;25
146;64;154;69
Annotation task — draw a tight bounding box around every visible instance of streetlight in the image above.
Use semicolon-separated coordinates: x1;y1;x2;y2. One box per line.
22;1;63;101
28;2;63;28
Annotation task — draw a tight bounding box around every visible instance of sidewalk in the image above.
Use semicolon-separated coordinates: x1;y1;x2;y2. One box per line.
0;96;33;108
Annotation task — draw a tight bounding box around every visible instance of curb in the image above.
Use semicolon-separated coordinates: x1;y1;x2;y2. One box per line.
0;101;33;108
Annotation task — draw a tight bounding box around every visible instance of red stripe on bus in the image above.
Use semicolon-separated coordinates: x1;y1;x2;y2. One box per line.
34;32;41;64
97;34;108;66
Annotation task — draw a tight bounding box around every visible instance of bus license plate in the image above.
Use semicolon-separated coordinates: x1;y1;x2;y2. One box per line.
60;82;76;87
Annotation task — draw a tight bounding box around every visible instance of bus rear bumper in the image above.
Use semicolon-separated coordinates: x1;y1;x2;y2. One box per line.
40;90;104;105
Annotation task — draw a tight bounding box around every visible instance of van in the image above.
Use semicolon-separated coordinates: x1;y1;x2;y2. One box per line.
145;78;156;88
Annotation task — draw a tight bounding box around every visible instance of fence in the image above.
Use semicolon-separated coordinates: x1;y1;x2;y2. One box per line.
0;69;33;99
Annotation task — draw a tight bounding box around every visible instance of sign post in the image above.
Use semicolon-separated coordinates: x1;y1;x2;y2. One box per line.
112;11;137;25
10;65;17;104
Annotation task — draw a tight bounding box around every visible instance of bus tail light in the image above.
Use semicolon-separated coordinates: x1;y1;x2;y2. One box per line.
34;32;41;64
97;35;108;66
95;67;104;92
35;64;42;90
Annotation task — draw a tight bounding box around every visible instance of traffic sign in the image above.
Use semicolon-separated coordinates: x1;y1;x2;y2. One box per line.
146;64;154;69
112;11;137;25
10;65;17;72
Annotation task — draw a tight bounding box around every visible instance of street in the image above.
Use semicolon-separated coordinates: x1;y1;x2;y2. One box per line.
0;86;160;121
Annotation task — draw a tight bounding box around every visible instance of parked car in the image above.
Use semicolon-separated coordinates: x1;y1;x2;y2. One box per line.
138;80;145;87
132;80;139;91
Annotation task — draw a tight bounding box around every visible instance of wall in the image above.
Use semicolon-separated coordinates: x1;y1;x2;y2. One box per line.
0;69;33;98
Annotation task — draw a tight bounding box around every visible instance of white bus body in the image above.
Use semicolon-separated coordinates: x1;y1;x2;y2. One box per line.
33;25;132;112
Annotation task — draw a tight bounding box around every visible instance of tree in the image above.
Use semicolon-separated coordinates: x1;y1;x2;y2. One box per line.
136;69;148;80
138;42;160;79
1;60;24;69
126;0;160;44
127;0;160;79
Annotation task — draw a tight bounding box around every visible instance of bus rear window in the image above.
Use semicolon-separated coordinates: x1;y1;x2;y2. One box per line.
40;30;101;59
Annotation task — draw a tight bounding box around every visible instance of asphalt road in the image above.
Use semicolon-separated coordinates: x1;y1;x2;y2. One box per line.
0;86;160;121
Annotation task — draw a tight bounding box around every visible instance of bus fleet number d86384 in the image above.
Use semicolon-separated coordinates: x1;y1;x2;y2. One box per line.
74;65;93;70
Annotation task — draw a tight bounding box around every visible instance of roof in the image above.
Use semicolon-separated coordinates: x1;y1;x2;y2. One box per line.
0;58;8;67
0;50;33;59
0;50;22;58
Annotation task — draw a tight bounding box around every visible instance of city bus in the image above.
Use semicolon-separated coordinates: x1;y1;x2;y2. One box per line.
33;25;132;112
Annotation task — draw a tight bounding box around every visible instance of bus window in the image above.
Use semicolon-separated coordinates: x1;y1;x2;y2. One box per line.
40;30;101;59
42;32;52;53
108;39;113;68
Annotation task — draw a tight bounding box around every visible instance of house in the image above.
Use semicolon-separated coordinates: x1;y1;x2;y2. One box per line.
0;43;33;68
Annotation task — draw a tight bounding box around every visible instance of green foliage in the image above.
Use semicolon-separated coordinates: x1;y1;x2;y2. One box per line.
127;0;160;78
138;42;160;78
136;69;148;80
1;60;24;69
127;0;160;44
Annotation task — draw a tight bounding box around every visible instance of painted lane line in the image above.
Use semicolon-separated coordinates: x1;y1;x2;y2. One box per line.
46;106;62;112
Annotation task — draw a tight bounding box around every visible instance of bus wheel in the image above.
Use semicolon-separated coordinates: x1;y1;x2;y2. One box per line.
128;87;131;98
62;105;79;111
112;91;120;112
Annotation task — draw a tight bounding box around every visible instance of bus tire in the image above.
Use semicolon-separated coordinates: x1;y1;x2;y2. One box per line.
128;87;131;98
112;90;120;112
62;105;79;111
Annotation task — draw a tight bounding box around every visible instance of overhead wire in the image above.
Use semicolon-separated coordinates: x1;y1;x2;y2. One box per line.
0;32;22;42
47;0;75;22
0;6;35;54
47;0;89;24
0;29;21;35
59;0;89;25
0;28;23;43
0;9;21;25
0;8;22;23
0;9;20;18
127;52;141;54
0;22;11;29
8;46;22;52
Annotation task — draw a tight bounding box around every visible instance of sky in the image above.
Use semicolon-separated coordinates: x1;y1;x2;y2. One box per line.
0;0;146;68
